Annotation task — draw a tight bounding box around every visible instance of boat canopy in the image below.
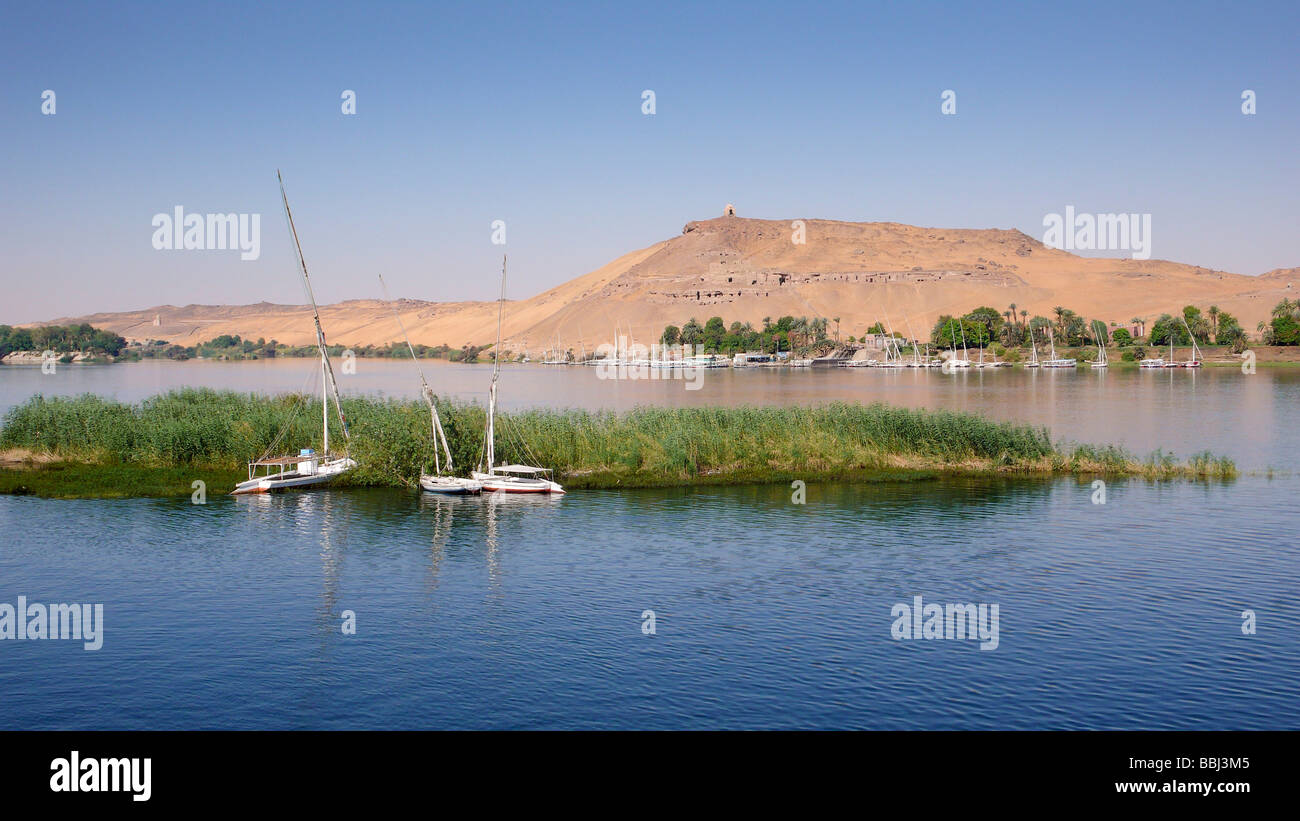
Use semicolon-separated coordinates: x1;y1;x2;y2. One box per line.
494;464;551;475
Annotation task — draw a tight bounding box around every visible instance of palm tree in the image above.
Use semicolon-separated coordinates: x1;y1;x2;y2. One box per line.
1131;317;1144;339
1008;303;1018;327
1208;305;1220;342
792;316;808;348
1052;306;1067;337
813;317;828;342
833;316;841;342
1019;309;1028;327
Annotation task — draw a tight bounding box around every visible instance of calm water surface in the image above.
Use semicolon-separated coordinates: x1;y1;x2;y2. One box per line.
0;361;1296;729
1;480;1296;730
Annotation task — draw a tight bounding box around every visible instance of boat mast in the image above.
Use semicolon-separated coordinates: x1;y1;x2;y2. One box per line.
380;274;453;473
278;170;349;452
1180;315;1199;362
902;314;920;366
482;255;507;473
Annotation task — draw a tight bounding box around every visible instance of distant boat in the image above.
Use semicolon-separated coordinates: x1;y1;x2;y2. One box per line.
379;275;481;495
1090;320;1108;369
900;313;924;367
944;319;970;368
472;255;566;495
1162;333;1179;368
974;344;1008;368
1042;326;1077;368
233;172;356;495
1025;328;1041;368
1179;316;1203;368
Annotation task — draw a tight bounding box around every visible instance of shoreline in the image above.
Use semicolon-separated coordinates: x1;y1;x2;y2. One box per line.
3;345;1298;367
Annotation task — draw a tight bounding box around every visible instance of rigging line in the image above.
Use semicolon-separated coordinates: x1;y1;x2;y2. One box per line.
480;254;507;472
379;274;453;473
256;361;317;461
277;170;350;447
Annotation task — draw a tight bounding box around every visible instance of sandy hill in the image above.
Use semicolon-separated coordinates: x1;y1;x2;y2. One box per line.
38;214;1295;352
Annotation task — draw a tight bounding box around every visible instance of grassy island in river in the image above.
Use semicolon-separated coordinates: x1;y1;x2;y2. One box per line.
0;390;1237;498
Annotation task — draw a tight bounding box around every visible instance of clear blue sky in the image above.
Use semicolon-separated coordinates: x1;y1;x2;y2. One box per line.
2;0;1297;323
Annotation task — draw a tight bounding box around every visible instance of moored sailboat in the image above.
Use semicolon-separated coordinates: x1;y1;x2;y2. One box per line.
380;275;481;495
471;256;566;494
1179;316;1203;368
943;318;970;369
1042;326;1077;368
1090;320;1108;369
233;172;357;494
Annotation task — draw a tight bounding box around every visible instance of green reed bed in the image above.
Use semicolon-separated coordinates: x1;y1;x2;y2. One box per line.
0;390;1234;497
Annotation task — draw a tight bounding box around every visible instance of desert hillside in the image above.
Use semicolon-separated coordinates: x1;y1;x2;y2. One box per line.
37;214;1296;353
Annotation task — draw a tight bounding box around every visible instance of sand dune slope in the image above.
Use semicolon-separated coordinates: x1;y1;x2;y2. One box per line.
41;216;1295;352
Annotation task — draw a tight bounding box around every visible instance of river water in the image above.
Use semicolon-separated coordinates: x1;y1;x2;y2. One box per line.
0;361;1297;729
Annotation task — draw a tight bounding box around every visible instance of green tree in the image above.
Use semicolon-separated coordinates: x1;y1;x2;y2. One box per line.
703;316;726;352
964;306;1005;342
680;318;703;346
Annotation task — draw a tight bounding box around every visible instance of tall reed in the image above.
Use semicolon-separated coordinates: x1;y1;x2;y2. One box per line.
0;390;1234;486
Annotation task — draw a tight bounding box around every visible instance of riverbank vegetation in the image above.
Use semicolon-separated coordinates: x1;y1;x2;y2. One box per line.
926;303;1252;354
652;300;1294;365
118;335;493;363
0;390;1236;497
660;315;832;357
0;324;127;358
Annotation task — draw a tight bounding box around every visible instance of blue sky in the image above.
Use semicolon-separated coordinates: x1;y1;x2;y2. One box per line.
1;0;1297;323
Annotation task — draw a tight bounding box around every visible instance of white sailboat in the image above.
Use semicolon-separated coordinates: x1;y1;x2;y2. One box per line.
1138;326;1165;368
380;275;481;495
1179;316;1203;368
943;319;970;368
879;315;905;368
901;314;923;367
1162;332;1179;368
1090;320;1108;369
1025;327;1041;368
1042;326;1077;368
472;255;566;494
233;172;357;494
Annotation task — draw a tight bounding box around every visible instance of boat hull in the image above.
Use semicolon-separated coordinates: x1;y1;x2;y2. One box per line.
232;457;357;495
472;472;565;494
420;475;483;494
